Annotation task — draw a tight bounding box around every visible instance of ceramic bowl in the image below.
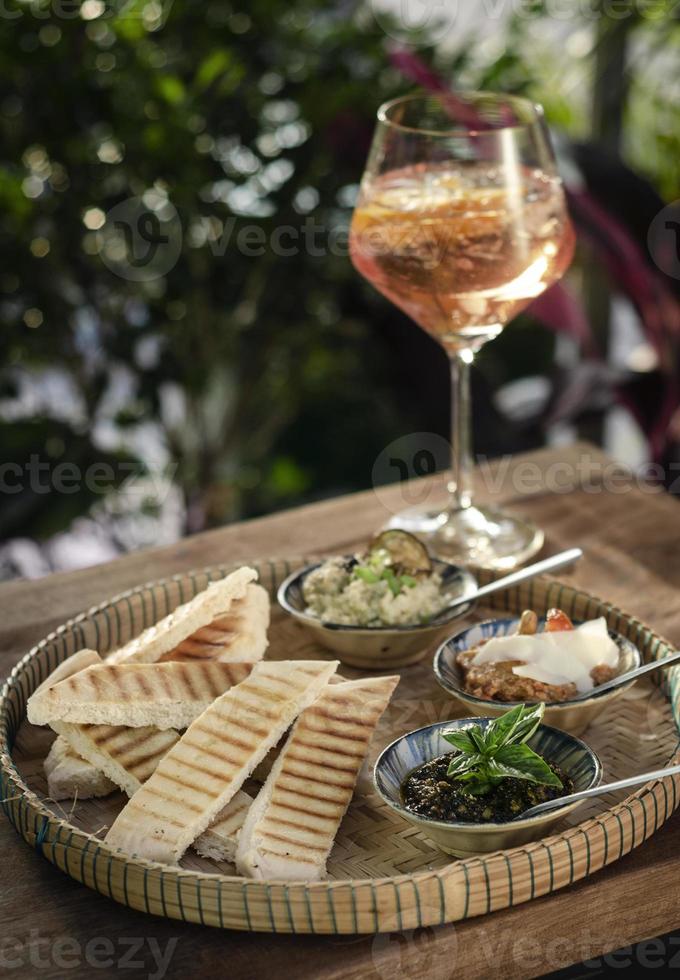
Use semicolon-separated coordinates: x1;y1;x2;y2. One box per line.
433;617;642;736
373;717;602;857
277;558;477;669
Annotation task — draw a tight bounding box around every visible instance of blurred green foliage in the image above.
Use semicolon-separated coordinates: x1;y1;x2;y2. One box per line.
1;0;430;535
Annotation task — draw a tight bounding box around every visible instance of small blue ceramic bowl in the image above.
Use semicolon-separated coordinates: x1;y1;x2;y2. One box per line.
373;717;602;857
433;617;642;736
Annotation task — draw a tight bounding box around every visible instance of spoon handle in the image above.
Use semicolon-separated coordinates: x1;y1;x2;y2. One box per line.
522;762;680;820
573;649;680;700
447;547;583;612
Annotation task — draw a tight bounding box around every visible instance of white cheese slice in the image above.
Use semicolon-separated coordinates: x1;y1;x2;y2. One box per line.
470;617;618;693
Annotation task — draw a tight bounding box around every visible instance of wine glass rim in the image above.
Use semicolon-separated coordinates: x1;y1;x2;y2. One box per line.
377;90;545;138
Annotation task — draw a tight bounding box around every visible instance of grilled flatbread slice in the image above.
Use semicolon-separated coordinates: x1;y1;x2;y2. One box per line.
44;736;116;801
28;662;254;729
235;675;399;881
105;659;339;864
157;583;269;664
35;649;103;696
106;567;260;665
54;722;181;797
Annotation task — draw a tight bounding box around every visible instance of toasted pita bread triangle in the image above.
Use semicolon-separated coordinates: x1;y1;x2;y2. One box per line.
157;583;270;664
35;649;103;696
235;675;399;881
54;721;180;797
105;659;338;864
44;735;116;801
106;567;261;665
53;726;252;860
28;661;255;729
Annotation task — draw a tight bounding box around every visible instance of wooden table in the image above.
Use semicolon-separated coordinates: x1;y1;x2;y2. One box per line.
2;443;679;979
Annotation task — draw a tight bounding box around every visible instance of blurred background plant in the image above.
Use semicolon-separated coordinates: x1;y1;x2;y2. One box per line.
0;0;678;577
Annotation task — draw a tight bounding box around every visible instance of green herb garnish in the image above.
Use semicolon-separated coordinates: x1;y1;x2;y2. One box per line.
351;548;419;596
442;704;563;797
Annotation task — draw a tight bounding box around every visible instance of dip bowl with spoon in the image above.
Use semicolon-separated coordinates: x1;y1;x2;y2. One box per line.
434;616;645;735
278;547;582;670
373;711;602;857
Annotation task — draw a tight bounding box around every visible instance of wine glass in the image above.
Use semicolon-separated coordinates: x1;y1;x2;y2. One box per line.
350;91;575;569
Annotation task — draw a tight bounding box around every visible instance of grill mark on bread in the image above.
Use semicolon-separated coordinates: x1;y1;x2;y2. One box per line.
180;665;199;701
191;726;257;754
136;672;153;697
262;816;332;836
300;715;368;741
165;757;234;784
306;708;370;726
261;832;327;853
283;751;358;776
126;747;171;774
180;740;247;769
273;777;351;803
141;787;206;813
290;736;366;760
153;770;221;800
279;763;354;788
268;800;337;821
238;680;292;703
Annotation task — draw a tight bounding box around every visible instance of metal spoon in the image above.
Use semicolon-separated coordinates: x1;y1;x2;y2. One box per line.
440;547;583;617
567;649;680;702
518;762;680;820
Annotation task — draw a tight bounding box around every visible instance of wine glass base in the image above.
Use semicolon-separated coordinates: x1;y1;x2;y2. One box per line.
385;505;544;570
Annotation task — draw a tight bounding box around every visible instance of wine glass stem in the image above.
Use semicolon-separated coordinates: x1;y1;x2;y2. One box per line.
448;350;474;513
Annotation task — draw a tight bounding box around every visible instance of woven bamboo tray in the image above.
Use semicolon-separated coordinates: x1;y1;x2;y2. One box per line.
2;557;679;934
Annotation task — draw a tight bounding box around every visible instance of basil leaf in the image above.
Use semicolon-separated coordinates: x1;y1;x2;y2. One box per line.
468;727;488;755
508;703;545;745
492;744;563;788
442;729;477;754
485;703;544;751
446;752;483;778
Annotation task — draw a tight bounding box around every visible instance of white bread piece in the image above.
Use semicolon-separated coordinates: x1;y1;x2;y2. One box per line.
106;567;258;665
193;791;253;862
54;721;180;797
44;736;115;801
157;584;270;664
27;661;254;729
236;675;399;881
104;659;339;864
54;720;251;859
35;649;103;696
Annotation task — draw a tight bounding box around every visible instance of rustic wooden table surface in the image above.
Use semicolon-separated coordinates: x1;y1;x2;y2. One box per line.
2;443;680;980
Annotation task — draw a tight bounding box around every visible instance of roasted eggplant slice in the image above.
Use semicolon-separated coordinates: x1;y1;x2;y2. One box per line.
368;530;432;576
